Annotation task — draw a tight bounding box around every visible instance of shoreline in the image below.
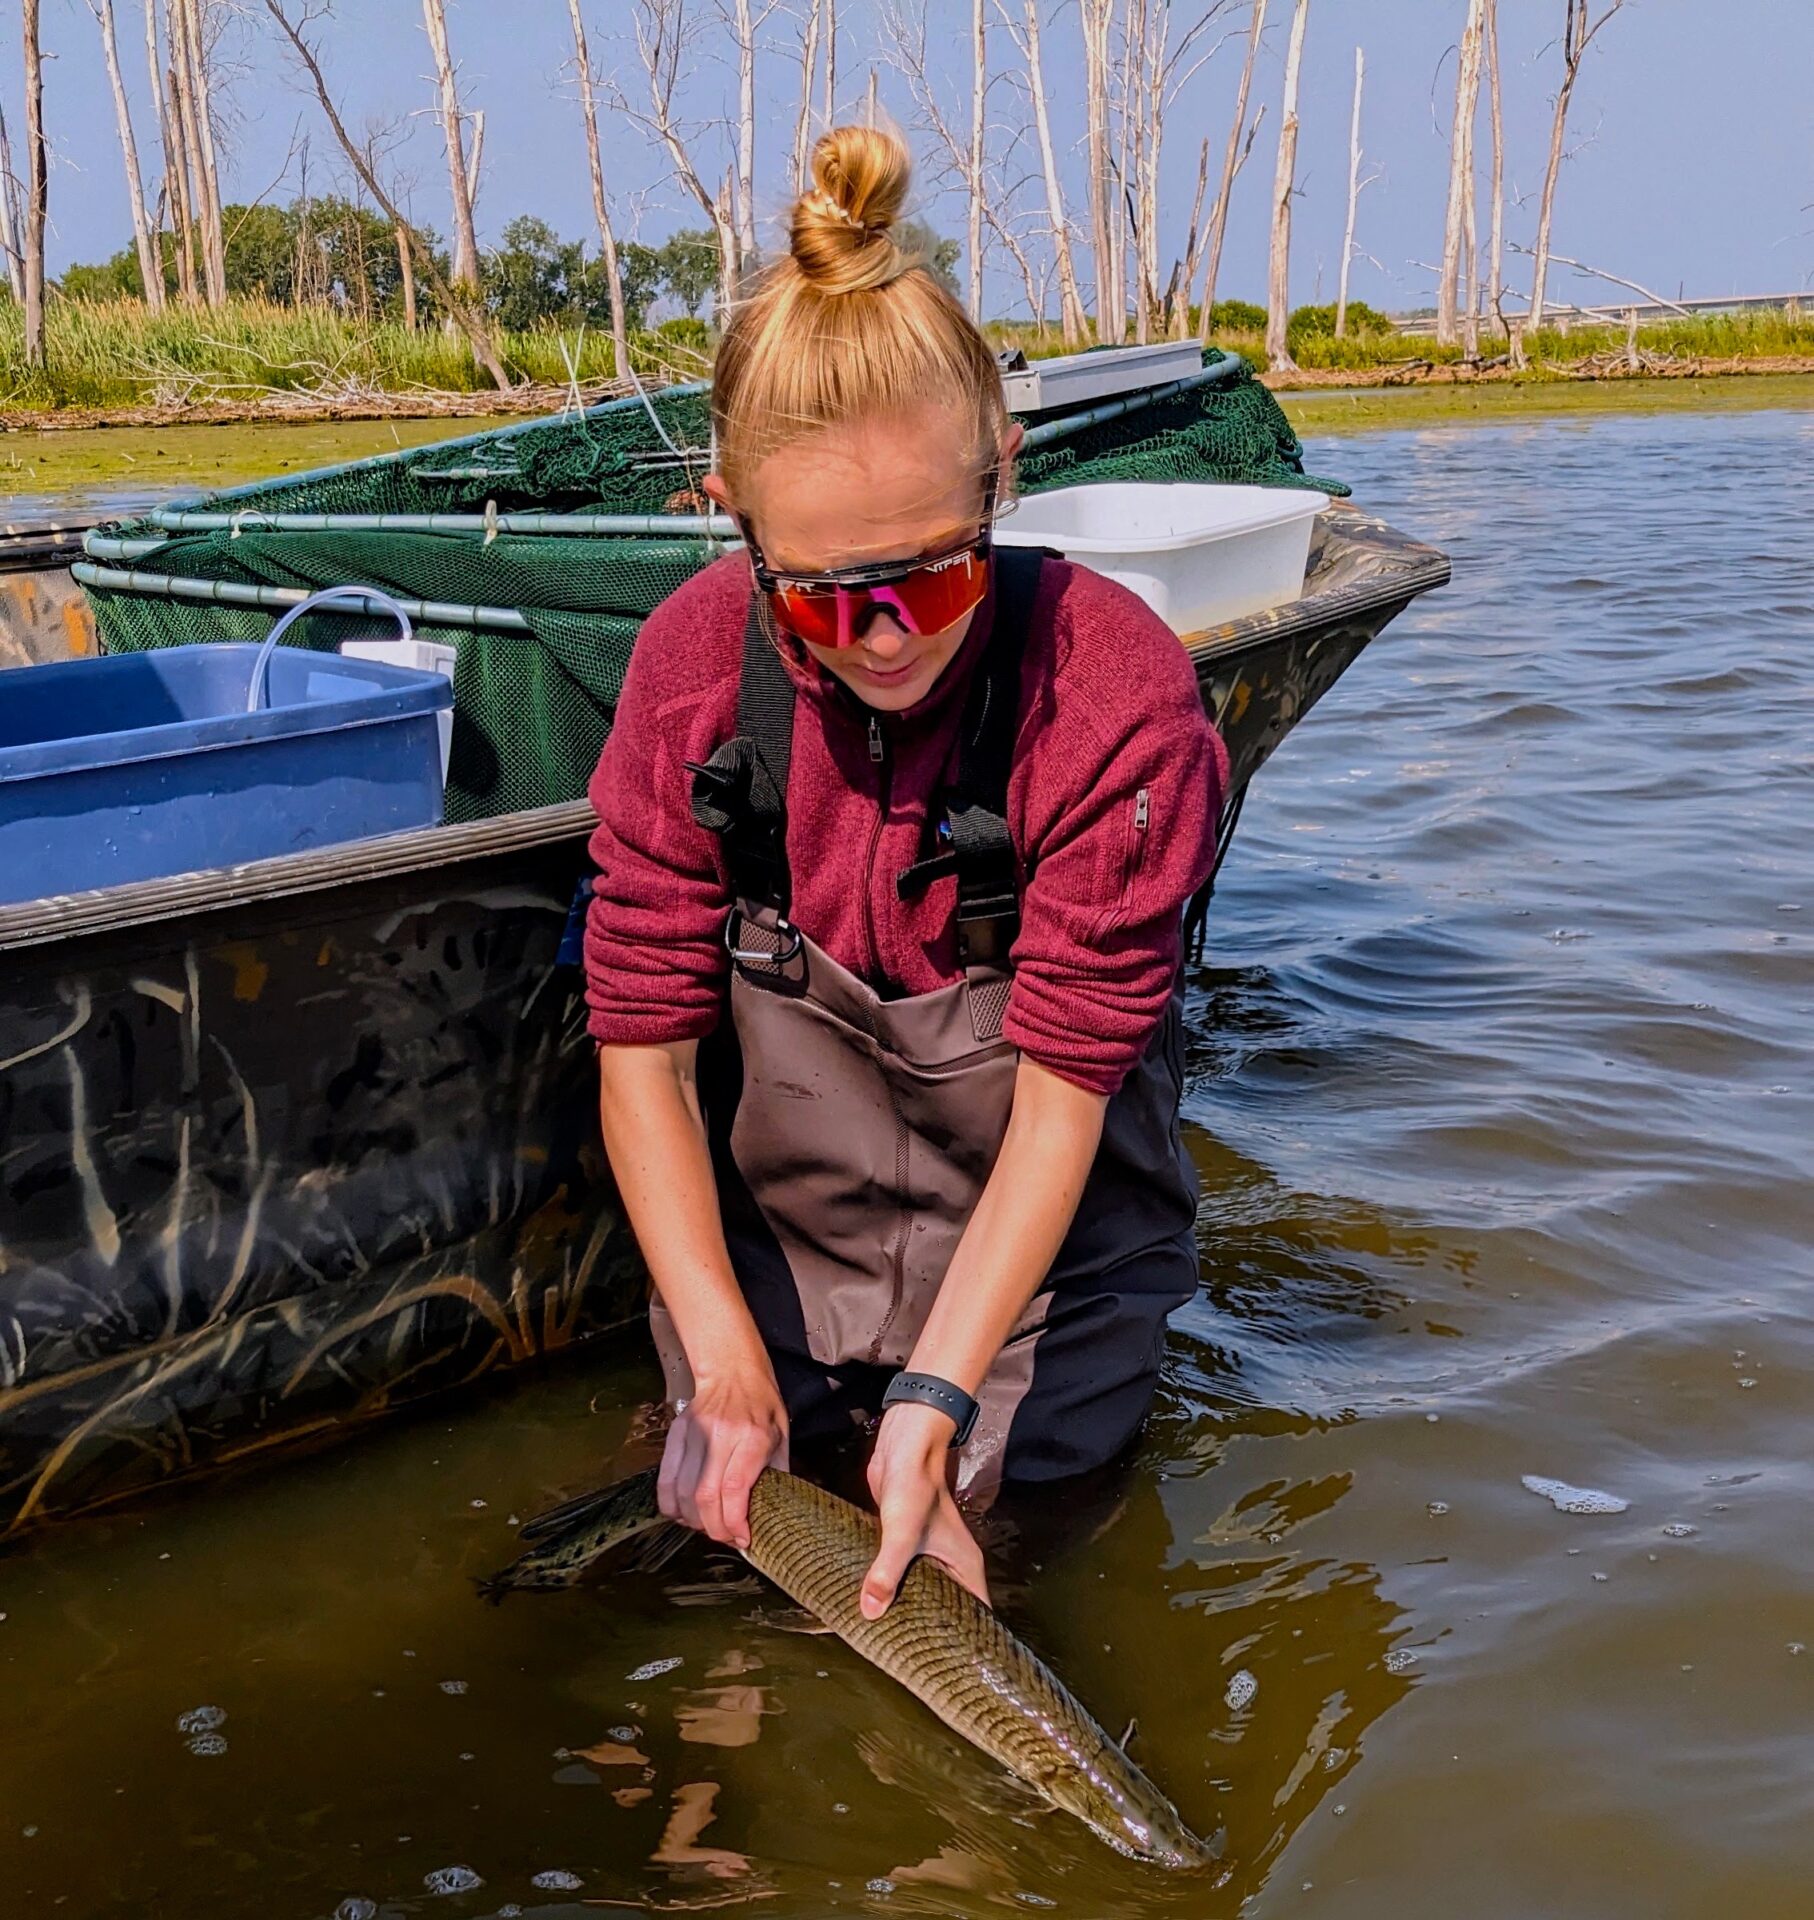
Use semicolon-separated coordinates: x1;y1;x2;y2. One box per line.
3;359;1812;438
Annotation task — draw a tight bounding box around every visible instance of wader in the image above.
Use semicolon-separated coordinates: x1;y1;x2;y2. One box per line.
654;550;1199;1499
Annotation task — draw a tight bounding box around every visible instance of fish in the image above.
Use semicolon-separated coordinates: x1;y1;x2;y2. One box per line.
483;1465;1217;1872
477;1466;681;1595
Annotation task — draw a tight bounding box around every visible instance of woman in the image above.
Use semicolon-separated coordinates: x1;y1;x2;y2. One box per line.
585;126;1225;1621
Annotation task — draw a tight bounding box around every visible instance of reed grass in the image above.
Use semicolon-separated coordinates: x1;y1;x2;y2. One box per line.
3;294;1810;414
0;294;704;410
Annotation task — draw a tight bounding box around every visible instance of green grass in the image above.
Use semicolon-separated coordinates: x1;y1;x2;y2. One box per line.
4;294;1812;415
0;294;705;410
987;306;1814;373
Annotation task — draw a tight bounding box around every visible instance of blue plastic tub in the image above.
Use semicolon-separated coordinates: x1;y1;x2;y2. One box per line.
0;643;452;905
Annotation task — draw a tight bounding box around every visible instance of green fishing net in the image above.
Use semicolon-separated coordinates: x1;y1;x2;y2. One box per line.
87;355;1344;822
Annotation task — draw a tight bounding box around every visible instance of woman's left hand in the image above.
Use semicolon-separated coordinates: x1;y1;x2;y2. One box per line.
860;1402;990;1619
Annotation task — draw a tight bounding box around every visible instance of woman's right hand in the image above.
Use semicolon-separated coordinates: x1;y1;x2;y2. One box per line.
657;1361;789;1551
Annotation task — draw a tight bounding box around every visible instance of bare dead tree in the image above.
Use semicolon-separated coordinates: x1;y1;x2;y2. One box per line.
995;0;1087;347
822;0;837;120
566;0;631;380
792;0;822;190
968;0;986;322
86;0;166;309
1079;0;1118;343
0;99;28;303
1169;134;1210;336
722;0;780;270
1264;0;1308;372
464;106;485;219
1529;0;1627;331
1200;0;1265;336
421;0;482;297
1484;0;1503;329
166;0;211;302
1436;0;1485;346
262;0;511;387
1335;44;1378;338
20;0;47;367
172;0;226;304
143;0;194;304
616;0;742;309
884;1;1045;329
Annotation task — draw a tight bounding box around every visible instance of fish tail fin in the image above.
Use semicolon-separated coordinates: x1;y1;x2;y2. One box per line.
517;1466;661;1545
632;1520;693;1577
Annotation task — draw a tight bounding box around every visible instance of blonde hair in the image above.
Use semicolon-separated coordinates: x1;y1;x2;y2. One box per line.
712;125;1009;494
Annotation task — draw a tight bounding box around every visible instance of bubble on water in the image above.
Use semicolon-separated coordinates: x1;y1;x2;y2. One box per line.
531;1870;583;1891
866;1878;897;1896
1224;1669;1258;1711
609;1724;639;1743
1013;1896;1058;1909
1592;1572;1609;1583
1789;1643;1806;1656
458;1752;475;1762
1661;1523;1698;1539
440;1680;468;1695
1384;1649;1418;1673
22;1825;39;1838
1323;1748;1347;1772
1425;1413;1440;1424
1522;1475;1629;1515
1738;1378;1758;1389
1426;1501;1450;1517
833;1803;849;1814
423;1865;483;1895
469;1498;487;1510
498;1908;523;1919
625;1657;683;1681
334;1900;377;1920
176;1706;226;1734
186;1733;227;1757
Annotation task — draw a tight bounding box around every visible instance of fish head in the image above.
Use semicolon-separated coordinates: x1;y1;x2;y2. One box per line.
1057;1743;1220;1872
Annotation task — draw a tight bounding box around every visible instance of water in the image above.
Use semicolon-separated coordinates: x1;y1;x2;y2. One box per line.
3;406;1811;1917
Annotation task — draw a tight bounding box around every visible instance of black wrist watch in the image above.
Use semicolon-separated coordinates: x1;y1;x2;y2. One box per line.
882;1371;980;1448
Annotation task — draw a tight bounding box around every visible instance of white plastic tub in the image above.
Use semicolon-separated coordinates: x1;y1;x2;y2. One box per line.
995;482;1329;632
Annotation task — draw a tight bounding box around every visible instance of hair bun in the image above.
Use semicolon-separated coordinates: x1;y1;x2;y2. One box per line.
789;125;914;295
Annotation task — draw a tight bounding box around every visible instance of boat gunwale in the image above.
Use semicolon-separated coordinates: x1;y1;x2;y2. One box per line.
1;510;1448;958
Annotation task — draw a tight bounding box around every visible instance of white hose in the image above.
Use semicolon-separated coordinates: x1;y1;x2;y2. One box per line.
245;584;414;712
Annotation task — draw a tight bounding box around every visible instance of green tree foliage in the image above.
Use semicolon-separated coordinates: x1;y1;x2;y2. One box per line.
893;219;961;297
655;230;719;318
1288;300;1393;343
1203;298;1268;333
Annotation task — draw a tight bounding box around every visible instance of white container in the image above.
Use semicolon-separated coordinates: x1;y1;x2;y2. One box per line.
994;482;1328;632
340;635;458;779
1000;341;1205;414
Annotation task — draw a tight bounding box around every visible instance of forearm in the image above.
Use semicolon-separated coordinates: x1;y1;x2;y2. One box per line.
595;1041;769;1384
908;1056;1108;1396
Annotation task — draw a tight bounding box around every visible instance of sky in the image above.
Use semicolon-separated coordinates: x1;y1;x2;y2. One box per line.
4;0;1811;319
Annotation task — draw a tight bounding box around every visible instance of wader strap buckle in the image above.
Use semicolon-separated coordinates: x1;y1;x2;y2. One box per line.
724;906;803;970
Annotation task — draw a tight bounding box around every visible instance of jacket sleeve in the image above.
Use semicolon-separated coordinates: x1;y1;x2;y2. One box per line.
1003;579;1226;1096
583;603;735;1048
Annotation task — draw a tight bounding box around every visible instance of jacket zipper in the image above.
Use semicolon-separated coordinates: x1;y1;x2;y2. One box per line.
859;714;891;987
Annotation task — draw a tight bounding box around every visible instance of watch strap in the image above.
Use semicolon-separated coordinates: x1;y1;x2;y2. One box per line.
882;1371;980;1448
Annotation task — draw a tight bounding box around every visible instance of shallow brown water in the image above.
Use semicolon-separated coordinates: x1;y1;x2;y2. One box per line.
2;408;1810;1917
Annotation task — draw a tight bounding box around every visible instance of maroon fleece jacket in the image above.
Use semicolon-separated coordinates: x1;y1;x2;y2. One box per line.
584;553;1225;1096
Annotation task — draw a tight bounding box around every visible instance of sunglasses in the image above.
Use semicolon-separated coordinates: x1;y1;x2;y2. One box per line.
739;472;998;652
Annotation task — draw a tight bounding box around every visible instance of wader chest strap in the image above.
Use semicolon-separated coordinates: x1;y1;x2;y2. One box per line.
898;546;1045;969
687;595;795;914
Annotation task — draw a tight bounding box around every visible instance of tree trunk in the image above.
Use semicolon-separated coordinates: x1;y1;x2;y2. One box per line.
793;0;821;192
1170;134;1210;337
394;221;417;329
1530;0;1624;333
1436;0;1485;346
145;0;194;305
1201;0;1265;338
1080;0;1115;344
422;0;481;296
1264;0;1308;373
166;0;206;305
968;0;986;323
20;0;47;369
1018;0;1087;347
172;0;225;303
1461;88;1479;357
716;166;738;321
1484;0;1503;331
264;0;511;388
568;0;630;379
91;0;165;310
0;101;25;304
734;0;758;267
823;0;837;121
1336;44;1362;339
465;107;485;215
